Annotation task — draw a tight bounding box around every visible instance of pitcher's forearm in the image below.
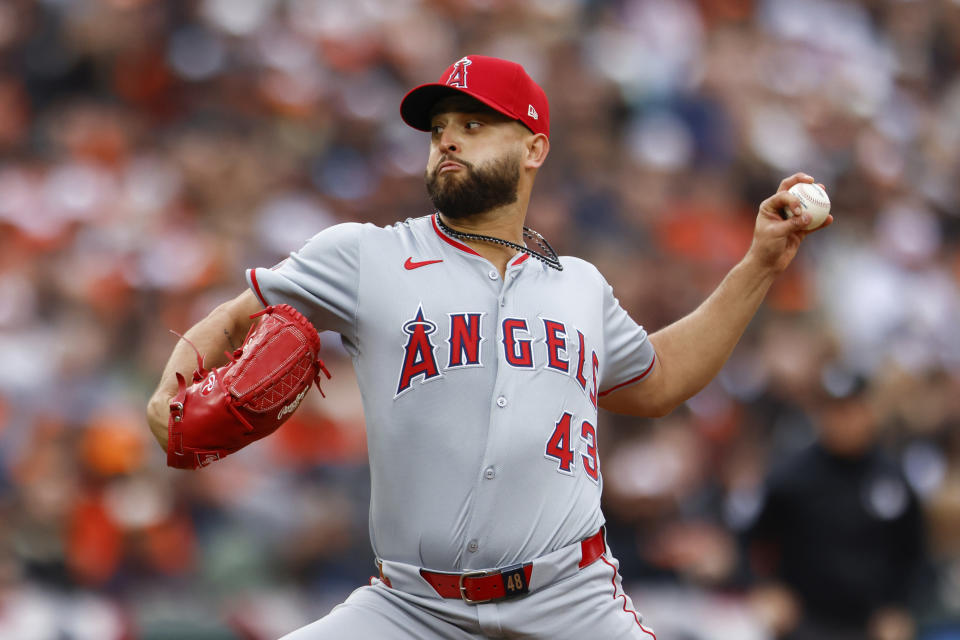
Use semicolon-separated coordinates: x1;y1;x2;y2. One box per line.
146;291;263;448
146;307;240;448
649;255;777;407
602;175;828;418
159;305;249;389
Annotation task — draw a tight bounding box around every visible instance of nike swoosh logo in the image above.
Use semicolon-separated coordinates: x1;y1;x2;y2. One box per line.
404;257;444;270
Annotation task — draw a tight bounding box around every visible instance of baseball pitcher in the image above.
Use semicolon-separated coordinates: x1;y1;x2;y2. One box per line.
146;55;831;639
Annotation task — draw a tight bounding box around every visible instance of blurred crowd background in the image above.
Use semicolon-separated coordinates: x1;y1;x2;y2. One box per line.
1;0;960;638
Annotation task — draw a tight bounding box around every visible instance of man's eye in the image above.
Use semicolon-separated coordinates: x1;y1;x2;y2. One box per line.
466;121;481;129
431;125;444;135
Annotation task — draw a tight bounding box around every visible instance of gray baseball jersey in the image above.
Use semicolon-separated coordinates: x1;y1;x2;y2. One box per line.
247;213;656;573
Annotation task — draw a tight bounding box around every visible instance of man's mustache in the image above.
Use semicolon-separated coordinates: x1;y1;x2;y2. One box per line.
430;155;474;178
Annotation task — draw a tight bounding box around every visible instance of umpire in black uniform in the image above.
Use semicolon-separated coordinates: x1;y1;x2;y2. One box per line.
745;370;928;640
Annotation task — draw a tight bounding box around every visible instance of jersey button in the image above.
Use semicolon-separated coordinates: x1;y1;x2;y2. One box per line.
484;466;496;479
496;396;507;408
488;270;498;280
467;540;479;553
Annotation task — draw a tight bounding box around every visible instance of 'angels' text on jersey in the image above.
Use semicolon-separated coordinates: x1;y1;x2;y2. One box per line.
396;305;600;407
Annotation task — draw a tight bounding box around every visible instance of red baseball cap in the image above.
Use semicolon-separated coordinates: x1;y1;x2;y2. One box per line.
400;55;549;137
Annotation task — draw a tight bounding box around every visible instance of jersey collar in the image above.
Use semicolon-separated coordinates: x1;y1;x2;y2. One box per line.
430;214;530;270
431;214;482;256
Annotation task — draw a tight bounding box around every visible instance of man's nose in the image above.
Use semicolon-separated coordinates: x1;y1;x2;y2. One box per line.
438;128;460;153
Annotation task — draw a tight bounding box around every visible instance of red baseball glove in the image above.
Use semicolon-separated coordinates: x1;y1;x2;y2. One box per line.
167;304;331;469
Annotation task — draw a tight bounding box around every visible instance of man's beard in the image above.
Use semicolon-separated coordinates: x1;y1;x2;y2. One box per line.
425;153;521;220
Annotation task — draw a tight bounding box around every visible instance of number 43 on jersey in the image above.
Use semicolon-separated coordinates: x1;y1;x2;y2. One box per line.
544;412;599;482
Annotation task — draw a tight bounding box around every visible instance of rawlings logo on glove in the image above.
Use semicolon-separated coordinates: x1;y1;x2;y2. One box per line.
167;304;331;470
278;387;309;420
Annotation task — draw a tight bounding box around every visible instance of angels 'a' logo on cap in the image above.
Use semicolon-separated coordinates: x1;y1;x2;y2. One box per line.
446;57;472;88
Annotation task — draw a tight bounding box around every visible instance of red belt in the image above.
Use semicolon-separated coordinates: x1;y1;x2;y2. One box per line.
416;528;606;604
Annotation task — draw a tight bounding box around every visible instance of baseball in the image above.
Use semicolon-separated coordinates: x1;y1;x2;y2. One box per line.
785;182;830;230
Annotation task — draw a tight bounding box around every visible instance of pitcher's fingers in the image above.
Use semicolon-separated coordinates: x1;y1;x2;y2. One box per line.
776;172;815;193
765;191;802;219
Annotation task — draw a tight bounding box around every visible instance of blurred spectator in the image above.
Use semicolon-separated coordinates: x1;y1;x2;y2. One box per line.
744;370;929;640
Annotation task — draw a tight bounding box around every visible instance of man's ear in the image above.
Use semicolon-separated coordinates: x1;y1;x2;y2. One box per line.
524;133;550;169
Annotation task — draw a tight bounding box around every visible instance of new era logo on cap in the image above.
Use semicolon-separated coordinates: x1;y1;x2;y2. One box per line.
400;55;550;137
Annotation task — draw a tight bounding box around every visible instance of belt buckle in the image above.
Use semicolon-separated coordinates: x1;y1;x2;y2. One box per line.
459;570;492;605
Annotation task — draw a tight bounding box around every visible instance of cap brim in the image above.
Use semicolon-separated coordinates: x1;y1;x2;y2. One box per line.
399;83;518;132
400;84;456;131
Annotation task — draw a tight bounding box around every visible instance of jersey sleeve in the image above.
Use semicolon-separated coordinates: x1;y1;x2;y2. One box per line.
246;222;362;342
597;276;656;397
